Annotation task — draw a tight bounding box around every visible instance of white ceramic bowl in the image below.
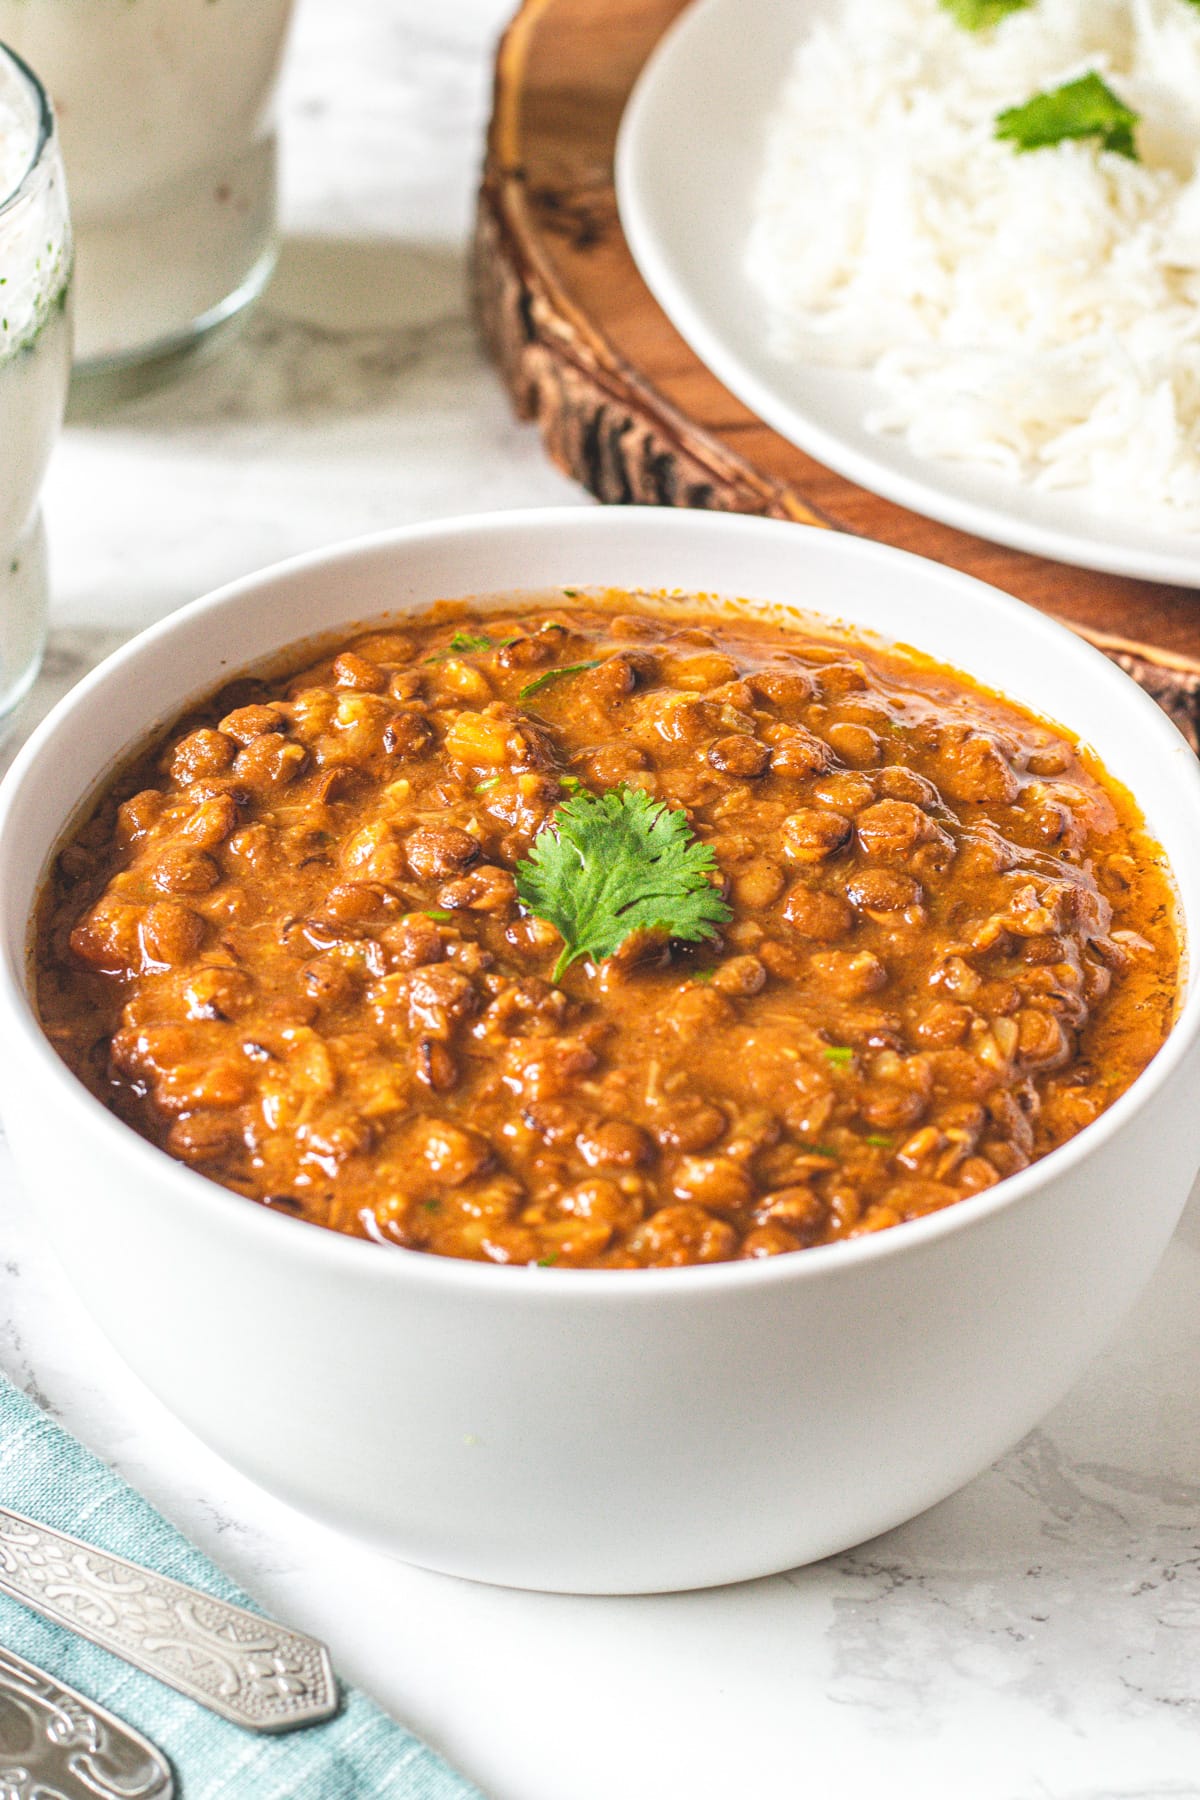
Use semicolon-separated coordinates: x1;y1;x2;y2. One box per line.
2;508;1199;1595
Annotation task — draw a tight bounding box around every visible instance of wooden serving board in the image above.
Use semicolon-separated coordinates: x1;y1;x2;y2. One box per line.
473;0;1200;748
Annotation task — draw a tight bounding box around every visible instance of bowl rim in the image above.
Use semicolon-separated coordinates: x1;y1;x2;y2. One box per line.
4;503;1200;1302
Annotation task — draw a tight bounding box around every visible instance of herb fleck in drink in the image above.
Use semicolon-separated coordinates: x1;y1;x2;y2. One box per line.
0;45;70;724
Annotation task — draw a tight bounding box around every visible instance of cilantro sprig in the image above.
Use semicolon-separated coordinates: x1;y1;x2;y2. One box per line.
940;0;1030;28
515;785;732;983
995;72;1139;160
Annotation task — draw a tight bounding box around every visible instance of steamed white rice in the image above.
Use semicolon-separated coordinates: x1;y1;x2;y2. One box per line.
746;0;1200;527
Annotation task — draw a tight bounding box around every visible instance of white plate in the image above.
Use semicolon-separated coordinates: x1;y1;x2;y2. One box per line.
615;0;1200;587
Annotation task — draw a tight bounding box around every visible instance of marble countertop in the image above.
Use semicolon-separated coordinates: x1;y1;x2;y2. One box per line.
3;3;1200;1795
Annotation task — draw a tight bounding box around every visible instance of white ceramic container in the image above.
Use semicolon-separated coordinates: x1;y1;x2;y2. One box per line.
0;43;71;724
0;0;294;373
2;508;1199;1595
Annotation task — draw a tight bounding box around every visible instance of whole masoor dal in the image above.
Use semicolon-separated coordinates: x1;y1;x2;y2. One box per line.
35;597;1179;1268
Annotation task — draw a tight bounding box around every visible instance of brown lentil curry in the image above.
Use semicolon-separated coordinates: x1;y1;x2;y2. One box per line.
36;598;1179;1268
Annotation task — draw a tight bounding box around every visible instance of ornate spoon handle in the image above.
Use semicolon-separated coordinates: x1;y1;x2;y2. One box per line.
0;1505;339;1733
0;1642;174;1798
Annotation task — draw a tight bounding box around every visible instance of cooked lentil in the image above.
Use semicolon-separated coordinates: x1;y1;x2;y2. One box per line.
35;597;1179;1268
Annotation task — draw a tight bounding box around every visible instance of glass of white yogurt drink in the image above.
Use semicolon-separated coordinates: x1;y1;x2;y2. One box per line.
0;43;70;725
0;0;294;379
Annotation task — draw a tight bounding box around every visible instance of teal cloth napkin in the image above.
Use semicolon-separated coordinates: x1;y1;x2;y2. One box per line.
0;1375;484;1799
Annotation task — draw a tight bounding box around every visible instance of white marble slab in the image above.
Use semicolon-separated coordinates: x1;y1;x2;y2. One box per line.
3;2;1200;1796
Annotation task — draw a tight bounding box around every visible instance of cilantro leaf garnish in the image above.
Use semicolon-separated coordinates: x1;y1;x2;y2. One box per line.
995;72;1139;160
518;660;603;701
940;0;1030;28
824;1045;855;1068
514;785;732;983
426;629;515;664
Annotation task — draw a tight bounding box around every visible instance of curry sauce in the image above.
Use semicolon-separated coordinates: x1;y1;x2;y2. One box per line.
35;597;1180;1267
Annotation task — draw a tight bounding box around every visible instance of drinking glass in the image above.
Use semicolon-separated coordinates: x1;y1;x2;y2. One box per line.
0;0;294;381
0;41;71;725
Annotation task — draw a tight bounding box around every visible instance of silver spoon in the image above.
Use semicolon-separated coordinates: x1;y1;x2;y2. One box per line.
0;1642;174;1798
0;1505;338;1734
